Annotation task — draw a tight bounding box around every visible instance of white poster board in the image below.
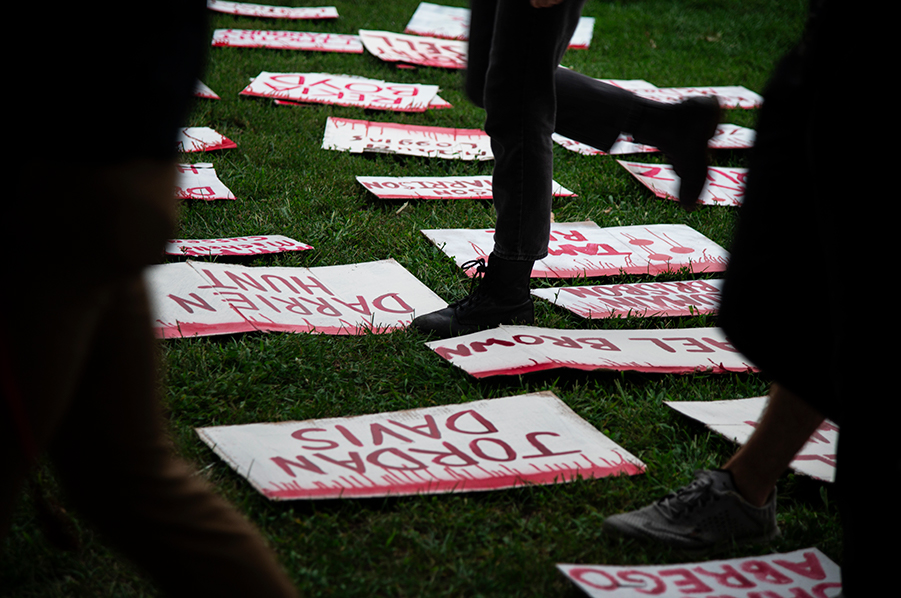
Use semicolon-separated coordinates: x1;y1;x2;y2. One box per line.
559;548;841;598
666;397;838;482
426;326;756;378
164;235;313;257
618;161;748;206
632;85;763;109
240;72;440;112
206;0;338;19
532;279;722;319
196;391;646;500
323;117;493;160
421;222;729;278
177;127;237;153
146;259;447;338
175;163;235;201
212;29;363;53
194;80;220;100
553;123;755;156
357;175;574;200
359;30;468;69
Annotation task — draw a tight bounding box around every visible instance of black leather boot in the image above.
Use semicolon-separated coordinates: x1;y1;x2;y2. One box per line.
411;254;534;338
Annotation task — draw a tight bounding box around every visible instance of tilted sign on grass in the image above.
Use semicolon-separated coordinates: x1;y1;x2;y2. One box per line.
195;391;646;500
531;279;722;319
558;548;841;598
666;397;838;482
426;326;756;378
359;30;468;69
164;235;313;257
357;175;575;200
212;29;362;53
240;73;440;112
421;222;730;279
323;117;493;160
146;259;446;338
175;163;234;201
177;127;237;152
206;0;338;19
553;123;756;156
403;2;595;49
194;80;220;100
618;160;747;206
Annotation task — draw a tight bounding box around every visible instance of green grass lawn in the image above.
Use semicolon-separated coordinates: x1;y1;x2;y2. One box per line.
2;1;839;596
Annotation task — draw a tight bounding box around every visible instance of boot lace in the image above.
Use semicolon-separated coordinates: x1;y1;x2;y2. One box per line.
453;258;489;303
655;471;715;520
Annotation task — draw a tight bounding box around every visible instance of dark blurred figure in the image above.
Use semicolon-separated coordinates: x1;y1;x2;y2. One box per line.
2;3;298;595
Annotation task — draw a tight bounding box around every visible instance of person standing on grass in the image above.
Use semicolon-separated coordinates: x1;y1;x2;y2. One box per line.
1;2;299;596
412;0;721;338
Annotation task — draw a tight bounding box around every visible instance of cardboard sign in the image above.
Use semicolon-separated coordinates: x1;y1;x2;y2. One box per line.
421;222;729;279
175;163;235;201
403;2;595;49
666;397;838;482
357;175;575;200
632;85;763;109
240;72;440;112
277;95;451;109
619;161;747;206
146;259;447;338
211;29;363;53
206;0;338;19
177;127;237;153
194;80;220;100
164;235;313;257
323;117;493;161
559;548;841;598
553;123;755;156
532;279;722;319
196;391;646;500
359;30;468;69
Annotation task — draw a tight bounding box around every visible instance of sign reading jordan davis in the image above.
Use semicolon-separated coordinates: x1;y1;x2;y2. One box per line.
196;392;646;500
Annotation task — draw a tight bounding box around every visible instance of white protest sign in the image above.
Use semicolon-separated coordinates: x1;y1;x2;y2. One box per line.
666;397;838;482
632;85;764;109
177;127;237;153
175;163;235;201
323;117;493;160
147;259;447;338
196;391;646;500
164;235;313;257
240;72;440;112
356;175;575;200
422;222;729;279
359;30;468;69
404;2;594;49
276;95;451;109
426;326;756;378
194;80;220;100
532;279;722;319
206;0;338;19
618;161;748;206
559;548;841;598
212;29;363;53
553;123;755;156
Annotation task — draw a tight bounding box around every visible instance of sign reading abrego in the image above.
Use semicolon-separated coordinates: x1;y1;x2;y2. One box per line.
196;392;646;500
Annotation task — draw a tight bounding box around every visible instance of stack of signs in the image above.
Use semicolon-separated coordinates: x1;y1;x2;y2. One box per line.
559;548;841;598
323;117;493;160
194;80;220;100
554;123;756;156
177;127;237;152
531;279;722;319
357;175;575;200
147;259;446;338
164;235;313;257
212;30;363;53
421;222;730;278
176;163;235;201
666;397;838;482
206;1;338;20
425;326;756;378
358;30;467;69
195;391;646;500
240;73;442;112
618;161;747;206
404;2;595;49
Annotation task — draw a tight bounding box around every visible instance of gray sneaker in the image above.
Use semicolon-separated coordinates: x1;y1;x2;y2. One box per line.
602;469;779;550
